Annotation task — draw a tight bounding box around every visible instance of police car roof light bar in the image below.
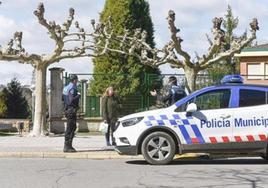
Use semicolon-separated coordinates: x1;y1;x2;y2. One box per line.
220;75;244;84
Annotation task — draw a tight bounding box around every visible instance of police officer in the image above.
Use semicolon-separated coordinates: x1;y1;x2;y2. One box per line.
150;76;186;107
62;74;81;152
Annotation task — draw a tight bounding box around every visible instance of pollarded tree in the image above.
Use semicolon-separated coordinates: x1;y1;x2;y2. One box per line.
90;0;160;97
99;10;259;92
0;3;138;136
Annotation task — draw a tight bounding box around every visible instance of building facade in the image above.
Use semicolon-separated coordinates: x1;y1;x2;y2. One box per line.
236;44;268;85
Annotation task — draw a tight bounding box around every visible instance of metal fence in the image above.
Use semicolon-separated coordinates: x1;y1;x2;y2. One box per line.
63;73;224;118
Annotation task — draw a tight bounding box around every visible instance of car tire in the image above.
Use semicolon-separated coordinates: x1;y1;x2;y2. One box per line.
141;131;176;165
261;144;268;161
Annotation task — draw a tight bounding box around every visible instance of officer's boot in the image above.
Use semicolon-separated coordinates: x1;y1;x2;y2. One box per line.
70;139;76;152
63;141;76;153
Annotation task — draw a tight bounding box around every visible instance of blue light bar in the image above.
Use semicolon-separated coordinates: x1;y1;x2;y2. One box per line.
220;74;244;84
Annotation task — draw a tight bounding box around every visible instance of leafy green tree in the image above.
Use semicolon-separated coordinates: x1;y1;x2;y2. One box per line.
3;78;30;118
90;0;160;97
0;91;7;118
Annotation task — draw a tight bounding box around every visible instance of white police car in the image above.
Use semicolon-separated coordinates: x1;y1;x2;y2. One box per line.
114;75;268;165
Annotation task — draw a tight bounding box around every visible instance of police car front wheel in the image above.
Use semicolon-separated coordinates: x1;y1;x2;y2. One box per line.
141;132;176;165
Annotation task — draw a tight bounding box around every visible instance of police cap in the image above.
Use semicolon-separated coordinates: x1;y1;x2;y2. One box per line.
69;74;78;82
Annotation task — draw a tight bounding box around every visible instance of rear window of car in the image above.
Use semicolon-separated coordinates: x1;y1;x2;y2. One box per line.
239;89;267;107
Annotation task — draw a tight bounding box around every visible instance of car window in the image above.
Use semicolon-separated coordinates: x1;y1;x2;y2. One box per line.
239;89;266;107
175;89;231;112
192;89;231;110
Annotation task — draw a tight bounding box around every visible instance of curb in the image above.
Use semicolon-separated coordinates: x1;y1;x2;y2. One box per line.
0;151;206;160
0;151;142;159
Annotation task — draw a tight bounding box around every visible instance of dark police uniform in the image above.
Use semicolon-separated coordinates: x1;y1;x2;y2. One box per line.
62;82;80;152
157;83;186;107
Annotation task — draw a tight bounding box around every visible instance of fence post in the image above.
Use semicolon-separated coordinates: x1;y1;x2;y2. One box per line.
142;73;148;110
80;79;88;114
64;72;68;86
146;73;151;109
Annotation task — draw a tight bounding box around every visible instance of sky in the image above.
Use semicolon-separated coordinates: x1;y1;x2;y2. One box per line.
0;0;268;85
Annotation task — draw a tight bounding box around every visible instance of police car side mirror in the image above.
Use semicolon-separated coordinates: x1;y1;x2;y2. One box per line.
186;103;197;115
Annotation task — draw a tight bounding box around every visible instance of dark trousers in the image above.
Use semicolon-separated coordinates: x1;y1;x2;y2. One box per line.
105;121;115;144
65;107;77;142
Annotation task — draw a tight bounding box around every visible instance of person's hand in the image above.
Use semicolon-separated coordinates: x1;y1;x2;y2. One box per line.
150;90;157;96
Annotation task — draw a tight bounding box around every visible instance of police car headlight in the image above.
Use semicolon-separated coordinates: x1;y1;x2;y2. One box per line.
122;117;144;127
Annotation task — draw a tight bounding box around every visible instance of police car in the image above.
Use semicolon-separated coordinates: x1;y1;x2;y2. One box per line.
114;75;268;165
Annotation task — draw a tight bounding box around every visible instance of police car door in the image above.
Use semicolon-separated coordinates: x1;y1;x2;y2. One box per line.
177;88;234;150
232;88;268;150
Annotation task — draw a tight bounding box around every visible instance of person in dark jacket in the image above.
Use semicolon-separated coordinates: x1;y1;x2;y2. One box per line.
62;74;81;152
150;76;186;107
102;87;121;146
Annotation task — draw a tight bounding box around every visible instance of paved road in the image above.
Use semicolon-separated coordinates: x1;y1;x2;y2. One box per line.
0;158;268;188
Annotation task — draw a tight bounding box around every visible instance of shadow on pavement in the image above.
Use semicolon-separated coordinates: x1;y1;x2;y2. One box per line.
126;158;268;165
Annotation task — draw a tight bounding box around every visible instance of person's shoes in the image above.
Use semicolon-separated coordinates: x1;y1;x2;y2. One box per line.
106;142;111;146
69;145;76;152
112;142;116;146
70;141;77;152
63;141;76;153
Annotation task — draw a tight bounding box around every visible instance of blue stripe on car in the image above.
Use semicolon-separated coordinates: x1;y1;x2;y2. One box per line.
178;125;192;144
191;124;205;144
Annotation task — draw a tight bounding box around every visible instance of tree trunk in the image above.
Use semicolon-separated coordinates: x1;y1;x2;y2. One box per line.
30;67;47;136
184;68;198;93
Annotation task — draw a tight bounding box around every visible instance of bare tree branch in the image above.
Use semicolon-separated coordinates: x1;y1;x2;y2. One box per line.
0;53;40;66
167;10;191;67
0;4;260;96
33;3;61;42
199;18;258;69
0;31;42;67
197;17;226;68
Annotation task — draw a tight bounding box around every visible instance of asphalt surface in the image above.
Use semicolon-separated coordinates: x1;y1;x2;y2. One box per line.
0;157;268;188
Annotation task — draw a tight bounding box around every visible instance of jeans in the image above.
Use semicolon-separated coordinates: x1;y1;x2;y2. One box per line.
105;121;116;145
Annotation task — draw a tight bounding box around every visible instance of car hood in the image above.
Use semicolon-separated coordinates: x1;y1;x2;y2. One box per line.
119;107;171;121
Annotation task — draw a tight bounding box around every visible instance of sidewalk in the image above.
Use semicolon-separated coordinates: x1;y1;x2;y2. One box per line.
0;134;201;159
0;134;108;152
0;134;138;159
